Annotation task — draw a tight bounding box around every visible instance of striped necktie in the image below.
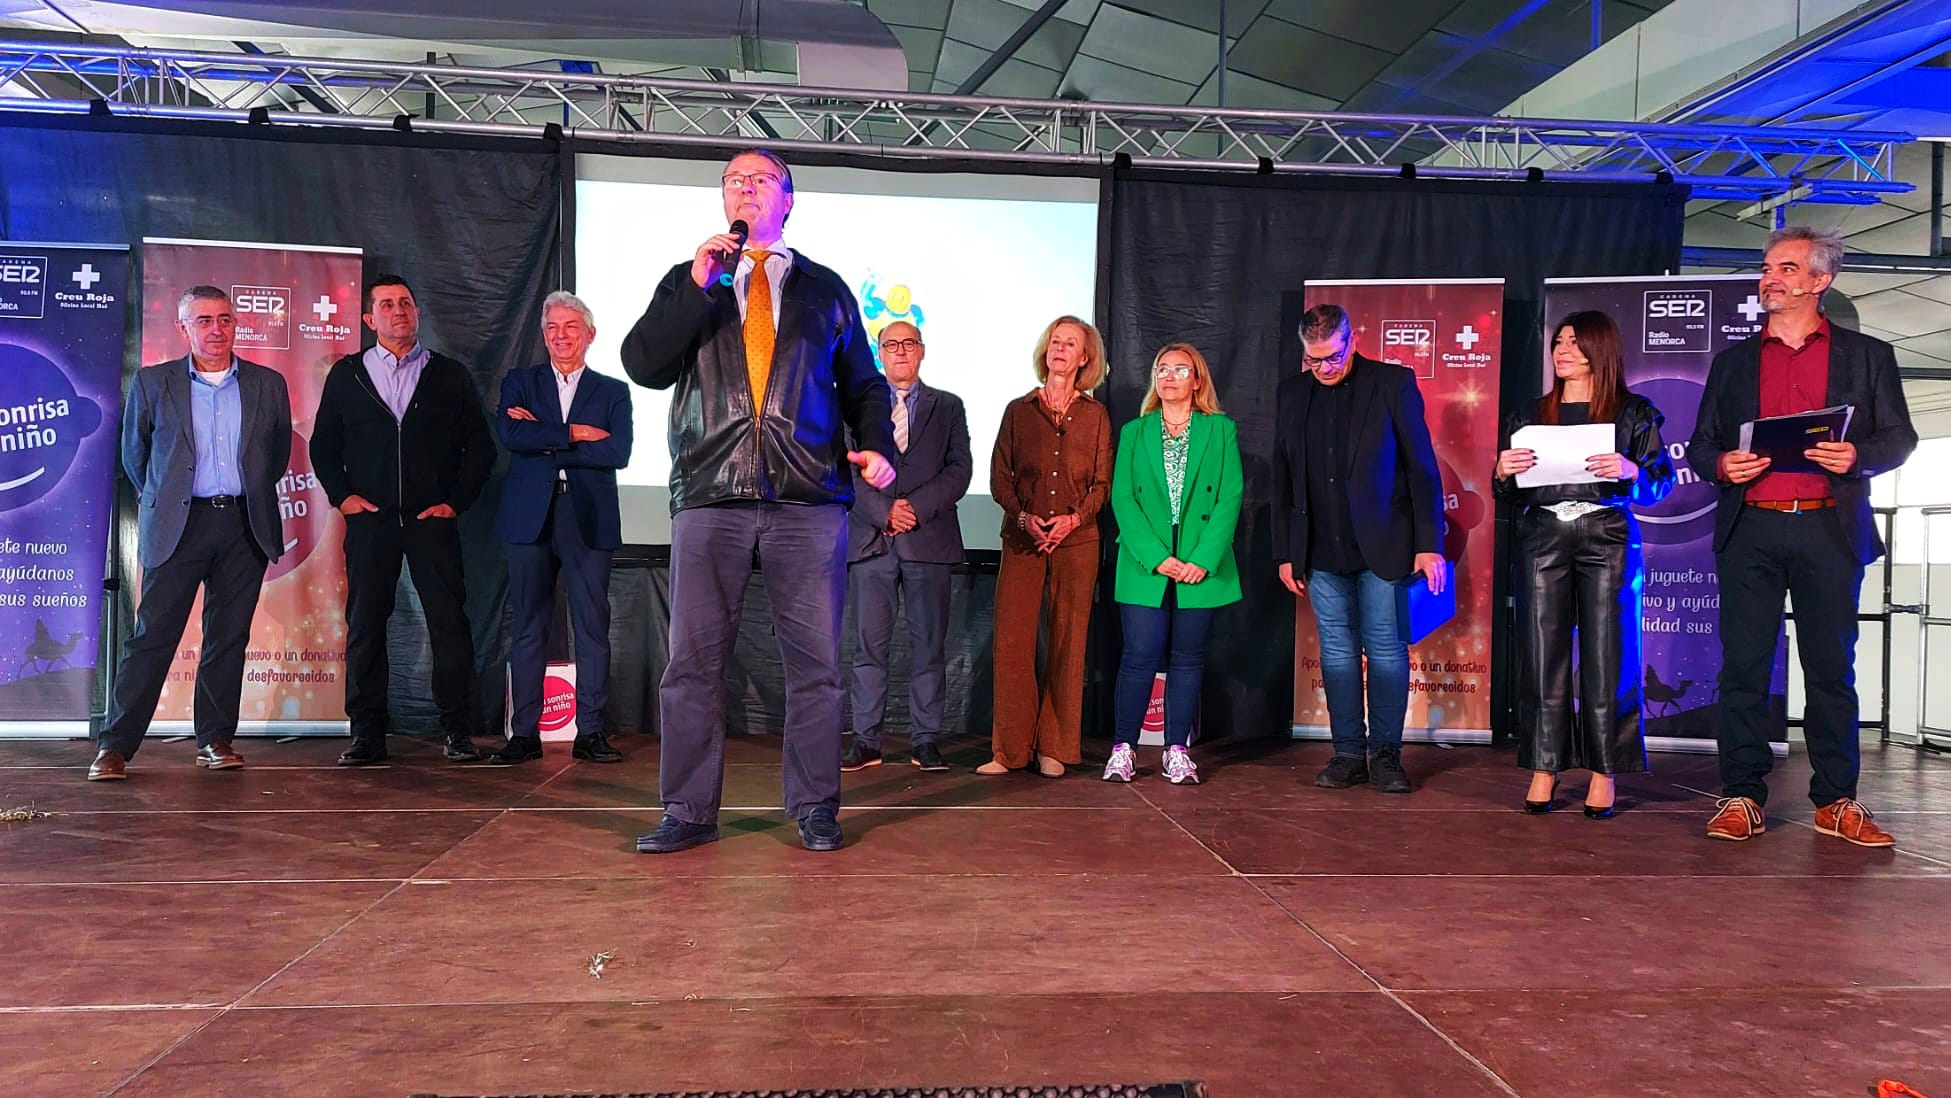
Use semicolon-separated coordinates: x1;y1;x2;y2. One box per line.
892;385;910;453
743;249;775;411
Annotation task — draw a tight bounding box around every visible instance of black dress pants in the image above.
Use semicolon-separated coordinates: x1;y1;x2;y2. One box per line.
101;502;268;757
1715;505;1863;807
1514;505;1648;775
342;511;477;741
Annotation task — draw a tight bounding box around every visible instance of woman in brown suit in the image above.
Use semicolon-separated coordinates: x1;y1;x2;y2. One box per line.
980;316;1113;778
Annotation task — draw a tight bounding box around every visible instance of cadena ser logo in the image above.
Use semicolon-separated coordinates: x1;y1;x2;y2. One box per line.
1380;320;1436;379
0;344;106;511
231;284;292;351
0;256;49;320
1643;290;1711;354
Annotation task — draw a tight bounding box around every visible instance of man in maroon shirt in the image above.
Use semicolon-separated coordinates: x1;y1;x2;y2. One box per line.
1689;226;1917;847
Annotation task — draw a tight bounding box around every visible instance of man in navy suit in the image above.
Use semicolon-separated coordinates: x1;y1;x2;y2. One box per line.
1691;226;1916;847
89;286;292;781
490;291;633;766
841;321;971;773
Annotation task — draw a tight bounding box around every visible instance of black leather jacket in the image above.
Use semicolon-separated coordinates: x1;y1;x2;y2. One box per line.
620;253;894;513
1494;392;1676;509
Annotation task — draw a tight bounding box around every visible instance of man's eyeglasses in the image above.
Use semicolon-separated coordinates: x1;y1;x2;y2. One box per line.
1153;364;1193;380
880;338;922;352
721;172;783;191
1303;345;1351;369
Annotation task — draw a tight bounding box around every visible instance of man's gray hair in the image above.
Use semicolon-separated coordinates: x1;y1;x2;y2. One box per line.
1765;225;1846;281
176;285;231;323
1299;303;1352;344
542;289;595;327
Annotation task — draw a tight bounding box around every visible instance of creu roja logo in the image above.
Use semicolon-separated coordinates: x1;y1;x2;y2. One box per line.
0;345;106;512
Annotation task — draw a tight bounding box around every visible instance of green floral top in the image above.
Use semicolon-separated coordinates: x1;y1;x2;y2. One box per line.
1162;423;1191;525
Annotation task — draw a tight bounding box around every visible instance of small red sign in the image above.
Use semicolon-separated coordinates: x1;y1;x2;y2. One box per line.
539;674;577;733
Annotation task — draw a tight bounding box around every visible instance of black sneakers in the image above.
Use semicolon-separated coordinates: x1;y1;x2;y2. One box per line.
1369;748;1412;794
840;740;882;771
1315;754;1369;788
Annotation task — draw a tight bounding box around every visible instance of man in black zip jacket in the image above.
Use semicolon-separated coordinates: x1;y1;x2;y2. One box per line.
310;274;495;765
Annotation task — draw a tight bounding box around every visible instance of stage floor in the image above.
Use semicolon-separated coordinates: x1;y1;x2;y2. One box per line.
1;733;1946;1097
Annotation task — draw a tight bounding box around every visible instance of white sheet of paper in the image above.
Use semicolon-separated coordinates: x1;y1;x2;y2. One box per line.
1511;423;1616;489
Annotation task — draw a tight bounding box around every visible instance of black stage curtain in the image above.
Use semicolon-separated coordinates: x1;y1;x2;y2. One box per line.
606;555;998;743
1103;172;1688;743
0;116;562;736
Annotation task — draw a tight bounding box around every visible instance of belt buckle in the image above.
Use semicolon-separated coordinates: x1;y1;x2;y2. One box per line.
1543;500;1602;523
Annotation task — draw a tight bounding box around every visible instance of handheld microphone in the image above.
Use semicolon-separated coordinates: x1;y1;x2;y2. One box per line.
717;219;750;288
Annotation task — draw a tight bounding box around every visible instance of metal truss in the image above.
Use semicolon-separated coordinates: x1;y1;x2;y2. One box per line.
0;39;1915;204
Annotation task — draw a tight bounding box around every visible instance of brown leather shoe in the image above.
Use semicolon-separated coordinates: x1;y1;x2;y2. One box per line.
195;743;246;770
1814;798;1895;848
87;749;127;781
1705;796;1765;841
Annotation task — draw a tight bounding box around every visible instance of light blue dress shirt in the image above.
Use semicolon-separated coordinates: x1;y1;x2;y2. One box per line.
188;358;244;498
363;342;428;421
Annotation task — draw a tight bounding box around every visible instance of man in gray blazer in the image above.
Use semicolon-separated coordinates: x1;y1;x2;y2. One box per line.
841;322;972;773
88;286;293;781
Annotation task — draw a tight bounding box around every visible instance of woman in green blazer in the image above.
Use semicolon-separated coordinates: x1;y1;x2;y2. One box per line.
1105;343;1244;785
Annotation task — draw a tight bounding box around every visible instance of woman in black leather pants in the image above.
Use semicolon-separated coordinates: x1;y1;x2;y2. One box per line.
1495;310;1675;818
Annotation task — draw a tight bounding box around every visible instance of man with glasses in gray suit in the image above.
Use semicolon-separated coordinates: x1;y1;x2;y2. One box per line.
89;286;292;781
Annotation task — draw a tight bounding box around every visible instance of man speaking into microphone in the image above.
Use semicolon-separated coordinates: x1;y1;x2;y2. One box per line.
622;149;896;854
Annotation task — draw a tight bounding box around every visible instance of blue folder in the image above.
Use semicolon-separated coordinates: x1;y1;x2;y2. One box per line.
1395;571;1457;646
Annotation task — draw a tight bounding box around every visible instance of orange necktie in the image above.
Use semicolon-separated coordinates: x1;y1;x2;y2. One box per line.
743;249;775;412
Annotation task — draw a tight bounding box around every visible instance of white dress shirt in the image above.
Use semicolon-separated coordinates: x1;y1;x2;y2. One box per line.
732;244;794;326
553;363;584;481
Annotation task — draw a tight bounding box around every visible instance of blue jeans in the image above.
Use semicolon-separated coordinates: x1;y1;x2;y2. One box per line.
1113;597;1217;748
1306;568;1408;758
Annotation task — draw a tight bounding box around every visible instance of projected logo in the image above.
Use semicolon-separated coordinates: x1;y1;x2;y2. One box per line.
860;275;927;372
266;432;328;582
1380;320;1436;379
1644;290;1712;354
0;345;106;512
0;256;49;320
232;284;292;351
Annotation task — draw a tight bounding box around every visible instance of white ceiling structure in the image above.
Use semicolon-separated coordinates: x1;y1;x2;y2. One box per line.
1;0;1943;401
0;0;1680;109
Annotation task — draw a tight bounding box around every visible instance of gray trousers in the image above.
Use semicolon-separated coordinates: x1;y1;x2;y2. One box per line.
658;501;848;823
848;551;951;749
